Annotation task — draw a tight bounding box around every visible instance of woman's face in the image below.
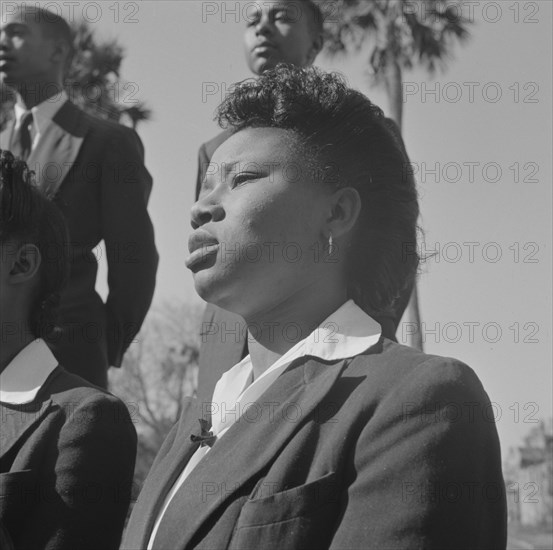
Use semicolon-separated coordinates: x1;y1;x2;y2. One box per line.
187;127;333;318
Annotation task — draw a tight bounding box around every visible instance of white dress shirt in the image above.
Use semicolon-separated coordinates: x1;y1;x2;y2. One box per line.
148;299;381;548
0;339;58;405
12;91;69;156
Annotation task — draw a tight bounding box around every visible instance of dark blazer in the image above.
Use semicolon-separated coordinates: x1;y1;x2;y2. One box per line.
0;101;159;386
0;520;14;550
0;366;137;550
194;122;412;406
122;339;506;549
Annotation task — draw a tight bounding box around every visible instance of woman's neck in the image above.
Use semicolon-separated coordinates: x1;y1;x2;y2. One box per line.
244;284;348;380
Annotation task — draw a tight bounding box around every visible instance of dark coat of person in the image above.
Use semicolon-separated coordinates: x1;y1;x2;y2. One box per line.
122;339;507;550
0;366;137;549
0;100;159;387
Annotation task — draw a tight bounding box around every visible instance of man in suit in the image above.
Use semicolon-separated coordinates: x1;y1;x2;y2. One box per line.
0;6;158;388
195;0;411;407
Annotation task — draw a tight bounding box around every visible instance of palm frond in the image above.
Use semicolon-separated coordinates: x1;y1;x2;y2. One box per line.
322;0;473;75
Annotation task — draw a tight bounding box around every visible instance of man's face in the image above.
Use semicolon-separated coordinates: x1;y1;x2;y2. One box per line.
0;11;57;88
244;1;320;74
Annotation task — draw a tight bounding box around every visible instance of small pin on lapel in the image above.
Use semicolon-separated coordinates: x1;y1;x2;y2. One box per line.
190;418;216;447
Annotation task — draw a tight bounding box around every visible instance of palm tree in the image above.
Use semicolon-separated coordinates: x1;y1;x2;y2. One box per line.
323;0;472;350
1;19;151;129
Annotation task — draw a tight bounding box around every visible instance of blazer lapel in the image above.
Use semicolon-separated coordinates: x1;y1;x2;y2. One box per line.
0;102;86;195
0;400;52;463
153;357;347;550
26;101;87;196
123;398;203;550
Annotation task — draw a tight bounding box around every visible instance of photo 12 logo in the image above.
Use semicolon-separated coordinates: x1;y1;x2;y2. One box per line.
1;2;140;24
403;81;540;104
403;241;540;265
400;1;540;25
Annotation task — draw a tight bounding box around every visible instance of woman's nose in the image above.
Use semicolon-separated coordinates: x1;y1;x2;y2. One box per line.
190;195;225;229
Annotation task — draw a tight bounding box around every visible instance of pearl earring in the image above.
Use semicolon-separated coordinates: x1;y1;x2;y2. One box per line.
328;232;334;255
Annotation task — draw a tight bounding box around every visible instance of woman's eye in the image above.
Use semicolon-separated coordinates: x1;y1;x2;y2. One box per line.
232;173;258;187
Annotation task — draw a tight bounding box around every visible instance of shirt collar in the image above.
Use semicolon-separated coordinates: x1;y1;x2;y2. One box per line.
14;91;68;135
210;300;381;435
301;299;382;361
240;299;382;370
0;339;58;405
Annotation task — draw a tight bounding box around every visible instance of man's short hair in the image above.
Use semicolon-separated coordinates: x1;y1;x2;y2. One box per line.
297;0;324;36
14;6;74;62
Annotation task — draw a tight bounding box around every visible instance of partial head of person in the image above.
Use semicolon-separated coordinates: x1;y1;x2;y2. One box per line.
0;5;73;93
189;65;419;321
244;0;324;75
0;149;69;348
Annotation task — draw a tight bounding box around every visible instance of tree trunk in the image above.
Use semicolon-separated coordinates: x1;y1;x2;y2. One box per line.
385;59;403;132
385;59;424;351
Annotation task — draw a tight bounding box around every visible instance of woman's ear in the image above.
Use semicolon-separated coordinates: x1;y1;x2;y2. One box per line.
9;243;42;284
326;187;362;240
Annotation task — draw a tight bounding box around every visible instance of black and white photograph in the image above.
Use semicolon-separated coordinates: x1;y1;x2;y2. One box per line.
0;1;551;549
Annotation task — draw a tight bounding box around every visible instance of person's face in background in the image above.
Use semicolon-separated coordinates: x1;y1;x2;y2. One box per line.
244;1;323;74
0;10;58;89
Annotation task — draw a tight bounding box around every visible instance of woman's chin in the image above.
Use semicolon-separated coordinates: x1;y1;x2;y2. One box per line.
193;271;226;303
193;273;245;315
193;274;217;302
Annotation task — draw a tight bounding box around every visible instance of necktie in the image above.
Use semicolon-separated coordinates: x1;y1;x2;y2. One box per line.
18;112;34;161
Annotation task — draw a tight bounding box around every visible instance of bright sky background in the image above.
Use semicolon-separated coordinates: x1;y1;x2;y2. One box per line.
32;0;552;453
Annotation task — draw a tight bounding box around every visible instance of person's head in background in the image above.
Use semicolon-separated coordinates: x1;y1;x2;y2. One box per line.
0;150;69;371
244;0;324;74
0;5;73;106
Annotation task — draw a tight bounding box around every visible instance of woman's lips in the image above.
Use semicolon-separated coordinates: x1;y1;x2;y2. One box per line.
185;243;220;271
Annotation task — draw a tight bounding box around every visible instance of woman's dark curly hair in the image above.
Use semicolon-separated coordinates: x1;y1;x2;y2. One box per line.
0;150;69;338
216;65;419;317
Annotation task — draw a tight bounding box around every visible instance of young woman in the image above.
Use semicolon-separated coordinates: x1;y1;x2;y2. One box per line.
123;66;506;549
0;150;137;549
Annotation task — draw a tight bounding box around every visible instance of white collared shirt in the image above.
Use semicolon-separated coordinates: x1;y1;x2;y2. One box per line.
12;91;68;155
0;339;58;405
148;300;381;548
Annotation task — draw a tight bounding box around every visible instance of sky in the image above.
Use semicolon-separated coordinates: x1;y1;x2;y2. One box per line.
21;1;552;452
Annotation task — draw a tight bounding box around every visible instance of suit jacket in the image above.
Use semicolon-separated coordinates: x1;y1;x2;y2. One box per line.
0;101;159;382
0;520;14;550
194;122;412;406
0;366;137;549
122;339;507;550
